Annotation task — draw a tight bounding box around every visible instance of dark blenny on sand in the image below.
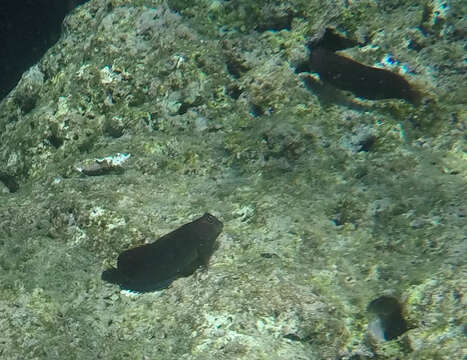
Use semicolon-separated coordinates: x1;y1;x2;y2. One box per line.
102;213;223;292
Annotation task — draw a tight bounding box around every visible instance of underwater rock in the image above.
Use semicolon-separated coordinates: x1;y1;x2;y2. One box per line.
75;153;131;176
102;213;223;292
310;27;361;52
367;295;408;341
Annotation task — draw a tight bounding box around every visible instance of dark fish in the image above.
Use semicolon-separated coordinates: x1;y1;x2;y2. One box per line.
308;47;421;104
295;28;422;105
102;213;223;292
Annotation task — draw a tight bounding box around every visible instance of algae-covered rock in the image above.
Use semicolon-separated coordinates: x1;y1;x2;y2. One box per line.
0;0;465;359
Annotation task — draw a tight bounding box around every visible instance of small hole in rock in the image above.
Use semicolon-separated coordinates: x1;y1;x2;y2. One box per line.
249;103;264;117
0;173;19;193
367;295;408;341
48;133;64;148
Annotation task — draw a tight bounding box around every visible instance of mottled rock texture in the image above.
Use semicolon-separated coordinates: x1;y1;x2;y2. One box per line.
0;0;465;359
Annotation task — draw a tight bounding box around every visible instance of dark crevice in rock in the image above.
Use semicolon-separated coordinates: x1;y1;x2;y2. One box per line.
249;103;264;117
227;85;242;100
0;173;19;193
367;295;408;341
47;133;65;149
226;58;250;79
256;12;295;32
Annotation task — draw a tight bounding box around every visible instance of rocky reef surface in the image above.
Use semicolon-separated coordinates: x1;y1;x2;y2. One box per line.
0;0;465;359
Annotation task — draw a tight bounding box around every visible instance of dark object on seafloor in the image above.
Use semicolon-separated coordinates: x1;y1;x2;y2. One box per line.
309;47;421;104
102;213;223;292
310;27;361;52
295;28;421;105
367;295;408;341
